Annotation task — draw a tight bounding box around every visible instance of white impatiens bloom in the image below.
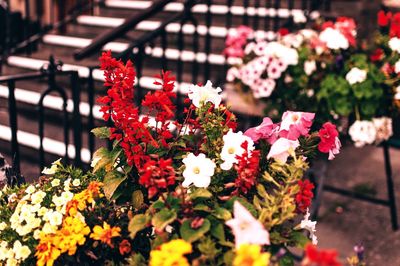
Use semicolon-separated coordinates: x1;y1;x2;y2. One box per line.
345;67;367;85
319;27;349;50
349;120;377;147
220;129;254;170
300;209;318;245
12;240;31;261
373;117;393;144
267;138;300;163
187;80;222;108
182;153;216;188
395;60;400;74
25;185;35;195
41;158;62;175
304;60;317;76
389;37;400;53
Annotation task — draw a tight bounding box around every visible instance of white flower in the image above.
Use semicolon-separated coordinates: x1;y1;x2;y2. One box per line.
187;80;222;108
37;207;48;217
41;158;62;175
64;179;71;191
389;37;400;53
0;222;7;231
8;193;17;203
90;156;101;168
226;67;240;82
300;209;318;245
292;11;307;24
51;179;60;187
182;153;216;188
346;67;367;85
349;120;377;147
304;60;316;76
373;117;393;144
48;211;63;227
267;138;300;163
220;129;254;170
252;78;276;99
30;191;46;205
395;86;400;100
395;60;400;74
6;258;17;266
72;179;81;186
12;240;31;261
319;27;349;50
25;185;35;195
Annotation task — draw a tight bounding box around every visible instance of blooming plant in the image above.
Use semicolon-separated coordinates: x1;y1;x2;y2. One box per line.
0;53;347;265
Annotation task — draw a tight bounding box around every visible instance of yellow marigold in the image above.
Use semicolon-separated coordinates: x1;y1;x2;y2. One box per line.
233;244;271;266
90;222;121;248
35;234;61;266
150;239;192;266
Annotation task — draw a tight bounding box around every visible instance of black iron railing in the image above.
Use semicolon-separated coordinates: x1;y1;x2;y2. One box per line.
0;57;83;172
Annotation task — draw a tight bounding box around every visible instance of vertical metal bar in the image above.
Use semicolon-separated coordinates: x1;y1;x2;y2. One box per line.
38;95;45;170
242;0;249;25
253;0;260;30
273;0;280;31
71;71;82;168
301;0;307;10
191;19;199;85
24;0;31;55
265;0;272;30
7;80;20;173
161;29;168;71
204;0;212;82
383;143;399;231
88;68;95;157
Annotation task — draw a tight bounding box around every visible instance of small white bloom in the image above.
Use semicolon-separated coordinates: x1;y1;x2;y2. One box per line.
300;209;318;245
25;185;35;195
220;129;254;170
319;27;349;50
90;156;101;168
267;138;300;163
389;37;400;53
292;11;307;24
48;211;63;227
373;117;393;144
346;67;367;85
182;153;216;188
349;120;377;147
13;240;31;261
187;80;222;108
41;158;62;175
8;193;18;203
0;222;7;231
51;179;60;187
304;60;317;76
72;179;81;187
64;179;71;191
395;86;400;100
30;191;46;205
395;60;400;74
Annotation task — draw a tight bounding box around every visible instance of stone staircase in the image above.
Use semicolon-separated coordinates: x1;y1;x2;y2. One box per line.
0;0;362;178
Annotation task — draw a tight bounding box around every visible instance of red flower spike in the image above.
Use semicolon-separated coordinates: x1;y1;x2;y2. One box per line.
303;244;342;266
295;179;314;213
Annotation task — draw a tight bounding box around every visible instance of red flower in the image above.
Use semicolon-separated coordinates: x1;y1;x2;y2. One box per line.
378;10;392;27
231;141;260;195
370;48;384;62
295;180;314;213
278;28;289;36
390;13;400;38
119;239;131;255
303;244;342;266
318;122;339;153
139;158;176;198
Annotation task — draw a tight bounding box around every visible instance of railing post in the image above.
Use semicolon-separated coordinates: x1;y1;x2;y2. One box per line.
88;67;95;158
383;143;399;231
71;71;82;168
7;80;20;173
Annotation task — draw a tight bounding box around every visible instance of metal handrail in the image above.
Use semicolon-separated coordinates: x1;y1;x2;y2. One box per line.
74;0;175;60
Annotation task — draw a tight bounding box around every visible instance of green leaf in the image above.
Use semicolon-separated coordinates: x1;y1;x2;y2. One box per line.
193;204;211;212
132;190;144;209
180;219;211;243
103;171;127;200
213;207;232;221
128;214;150;239
91;127;110;139
210;222;226;241
151;200;165;210
151;209;177;230
291;231;310;248
189;188;213;199
279;254;294;266
92;147;122;173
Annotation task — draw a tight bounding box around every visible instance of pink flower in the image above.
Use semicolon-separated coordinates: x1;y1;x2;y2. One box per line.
267;61;283;79
224;26;254;58
226;201;270;248
244;117;279;143
267;138;300;163
279;111;315;140
328;137;341;160
252;78;276;98
318;122;341;160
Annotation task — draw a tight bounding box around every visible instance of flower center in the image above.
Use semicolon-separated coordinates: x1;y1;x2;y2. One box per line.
291;114;299;122
193;167;200;175
228;147;235;154
239;221;250;231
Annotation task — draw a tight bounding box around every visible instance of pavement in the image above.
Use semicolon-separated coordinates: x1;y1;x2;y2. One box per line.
316;144;400;265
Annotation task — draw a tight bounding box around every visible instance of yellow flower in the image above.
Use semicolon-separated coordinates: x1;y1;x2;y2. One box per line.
35;234;61;266
233;244;271;266
150;239;192;266
90;222;121;248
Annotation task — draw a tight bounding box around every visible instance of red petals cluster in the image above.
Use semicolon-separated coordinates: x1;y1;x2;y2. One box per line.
377;10;400;38
303;244;342;266
232;141;260;195
139;158;176;198
295;179;314;214
318;122;339;153
322;17;357;46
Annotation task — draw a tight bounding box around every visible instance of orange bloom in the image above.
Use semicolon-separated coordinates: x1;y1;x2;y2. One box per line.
119;239;132;255
35;235;61;266
90;222;121;248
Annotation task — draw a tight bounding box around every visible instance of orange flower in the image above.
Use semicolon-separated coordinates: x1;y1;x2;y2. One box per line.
119;239;132;255
35;235;61;266
90;222;121;248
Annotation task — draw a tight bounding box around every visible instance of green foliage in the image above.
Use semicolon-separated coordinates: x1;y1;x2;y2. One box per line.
180;219;211;243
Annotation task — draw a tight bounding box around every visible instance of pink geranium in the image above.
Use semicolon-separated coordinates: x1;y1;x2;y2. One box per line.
267;137;300;163
318;122;341;160
279;111;315;140
226;201;270;248
244;117;279;143
224;26;254;58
